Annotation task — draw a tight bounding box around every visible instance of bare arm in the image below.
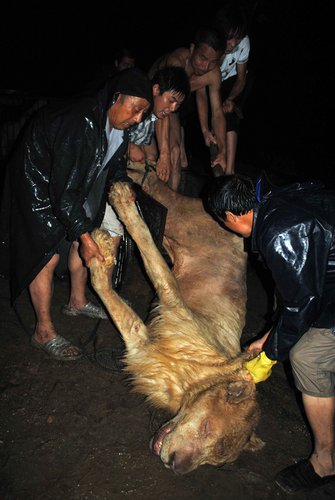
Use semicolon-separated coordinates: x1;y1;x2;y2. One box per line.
222;63;247;113
207;72;227;172
196;87;216;147
154;117;170;182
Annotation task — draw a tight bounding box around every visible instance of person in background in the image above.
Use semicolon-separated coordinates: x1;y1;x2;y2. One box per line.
211;1;251;174
8;68;152;361
205;174;335;495
114;48;136;72
88;48;136;90
148;27;227;191
129;66;190;182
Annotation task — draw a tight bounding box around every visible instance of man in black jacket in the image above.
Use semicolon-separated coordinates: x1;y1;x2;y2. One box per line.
8;67;152;361
205;174;335;494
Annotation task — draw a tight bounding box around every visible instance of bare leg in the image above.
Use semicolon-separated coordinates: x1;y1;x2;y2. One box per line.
225;130;238;175
286;328;335;482
168;113;182;192
67;241;89;310
29;253;82;358
29;254;60;343
180;126;188;169
303;394;335;477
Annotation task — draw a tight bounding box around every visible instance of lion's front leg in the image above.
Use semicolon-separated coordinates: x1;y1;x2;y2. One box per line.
90;228;148;349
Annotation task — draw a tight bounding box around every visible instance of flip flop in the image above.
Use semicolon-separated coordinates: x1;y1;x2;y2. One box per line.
31;334;83;361
62;301;108;320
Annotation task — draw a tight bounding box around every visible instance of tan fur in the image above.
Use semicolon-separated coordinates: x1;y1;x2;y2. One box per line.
90;168;263;474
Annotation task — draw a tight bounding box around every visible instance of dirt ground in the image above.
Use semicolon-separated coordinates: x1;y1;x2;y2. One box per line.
1;167;334;500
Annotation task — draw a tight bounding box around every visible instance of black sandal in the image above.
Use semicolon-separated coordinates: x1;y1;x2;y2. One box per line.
275;459;335;494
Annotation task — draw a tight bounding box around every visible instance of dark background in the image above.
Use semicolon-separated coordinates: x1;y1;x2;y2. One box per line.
0;5;334;497
1;0;333;184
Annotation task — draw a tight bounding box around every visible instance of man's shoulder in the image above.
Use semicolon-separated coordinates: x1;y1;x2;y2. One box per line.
206;67;222;86
149;48;188;77
240;36;250;50
166;47;189;66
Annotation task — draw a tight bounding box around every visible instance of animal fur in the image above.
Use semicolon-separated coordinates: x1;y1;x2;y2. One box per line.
89;167;263;474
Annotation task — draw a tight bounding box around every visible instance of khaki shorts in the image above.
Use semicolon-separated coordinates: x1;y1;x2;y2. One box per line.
289;327;335;397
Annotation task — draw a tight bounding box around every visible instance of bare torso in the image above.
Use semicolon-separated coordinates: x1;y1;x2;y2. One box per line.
149;47;221;93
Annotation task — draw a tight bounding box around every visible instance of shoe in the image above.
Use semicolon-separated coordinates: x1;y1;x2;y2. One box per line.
62;301;108;320
275;459;335;494
31;334;83;361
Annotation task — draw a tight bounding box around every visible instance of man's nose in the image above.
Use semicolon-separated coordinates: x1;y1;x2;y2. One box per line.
133;112;144;124
202;61;210;71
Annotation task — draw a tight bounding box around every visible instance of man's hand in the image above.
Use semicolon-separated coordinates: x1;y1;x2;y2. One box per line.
203;130;217;147
244;351;277;383
79;232;105;268
211;150;227;174
156;153;170;183
247;331;270;354
222;98;235;114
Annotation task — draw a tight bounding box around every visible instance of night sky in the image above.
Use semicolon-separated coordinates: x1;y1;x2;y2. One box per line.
1;0;333;181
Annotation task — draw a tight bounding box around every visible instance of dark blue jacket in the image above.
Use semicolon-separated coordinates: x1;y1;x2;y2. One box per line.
252;181;335;361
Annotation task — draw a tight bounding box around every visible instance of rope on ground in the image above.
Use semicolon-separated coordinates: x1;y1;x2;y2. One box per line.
79;321;126;373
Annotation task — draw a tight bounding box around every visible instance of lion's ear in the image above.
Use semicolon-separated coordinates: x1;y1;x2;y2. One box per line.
227;380;254;403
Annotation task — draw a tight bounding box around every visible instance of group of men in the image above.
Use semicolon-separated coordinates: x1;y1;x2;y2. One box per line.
2;1;334;496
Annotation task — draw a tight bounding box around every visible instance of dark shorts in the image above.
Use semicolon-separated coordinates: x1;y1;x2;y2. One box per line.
221;76;242;133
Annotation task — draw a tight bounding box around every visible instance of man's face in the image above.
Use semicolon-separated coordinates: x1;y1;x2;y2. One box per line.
152;86;185;119
225;37;242;54
190;43;222;76
116;56;135;72
108;95;151;130
221;211;253;238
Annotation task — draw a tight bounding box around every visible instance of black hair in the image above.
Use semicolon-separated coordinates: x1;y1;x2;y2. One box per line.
205;174;256;221
114;47;136;63
151;66;190;100
193;26;226;55
106;67;153;108
213;2;248;41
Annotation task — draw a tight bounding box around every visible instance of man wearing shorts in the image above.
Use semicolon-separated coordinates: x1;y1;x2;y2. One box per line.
205;174;335;494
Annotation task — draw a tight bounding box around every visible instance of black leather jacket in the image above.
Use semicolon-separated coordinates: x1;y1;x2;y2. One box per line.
252;181;335;361
8;82;129;301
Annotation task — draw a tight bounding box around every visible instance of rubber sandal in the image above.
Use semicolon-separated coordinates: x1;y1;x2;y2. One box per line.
275;459;335;494
61;301;108;320
31;334;83;361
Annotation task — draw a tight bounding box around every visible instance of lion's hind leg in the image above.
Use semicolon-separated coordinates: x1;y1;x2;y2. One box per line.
110;182;186;310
